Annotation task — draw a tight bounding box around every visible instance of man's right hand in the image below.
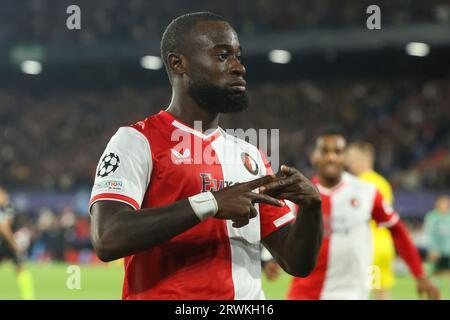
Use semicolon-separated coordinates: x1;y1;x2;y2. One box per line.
212;175;283;228
263;259;281;281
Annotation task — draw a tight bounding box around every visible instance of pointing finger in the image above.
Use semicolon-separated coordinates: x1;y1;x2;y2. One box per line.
248;193;283;207
243;175;276;190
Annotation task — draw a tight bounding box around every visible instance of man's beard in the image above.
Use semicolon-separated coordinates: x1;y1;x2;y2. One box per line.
188;78;248;114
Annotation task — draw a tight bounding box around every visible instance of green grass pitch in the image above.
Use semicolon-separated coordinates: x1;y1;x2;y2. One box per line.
0;262;449;300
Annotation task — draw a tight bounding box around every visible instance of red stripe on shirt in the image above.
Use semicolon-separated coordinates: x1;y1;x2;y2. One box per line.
89;193;140;211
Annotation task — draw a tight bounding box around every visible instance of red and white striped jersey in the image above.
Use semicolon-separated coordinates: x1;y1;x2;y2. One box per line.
288;172;399;300
89;110;294;300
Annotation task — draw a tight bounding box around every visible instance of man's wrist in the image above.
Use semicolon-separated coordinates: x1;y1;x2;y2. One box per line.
188;191;219;221
297;197;322;210
416;273;428;281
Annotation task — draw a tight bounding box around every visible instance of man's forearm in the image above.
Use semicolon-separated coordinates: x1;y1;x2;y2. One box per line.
283;201;323;277
91;199;201;262
91;175;285;262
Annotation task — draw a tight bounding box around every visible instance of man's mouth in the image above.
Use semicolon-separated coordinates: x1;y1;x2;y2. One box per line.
228;80;246;93
324;163;339;171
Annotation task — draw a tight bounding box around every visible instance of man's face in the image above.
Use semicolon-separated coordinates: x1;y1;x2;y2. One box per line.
183;20;247;113
436;196;450;214
311;135;347;180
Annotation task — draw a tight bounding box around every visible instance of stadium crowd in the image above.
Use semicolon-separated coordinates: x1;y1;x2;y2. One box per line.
12;206;93;263
1;78;449;192
0;0;449;44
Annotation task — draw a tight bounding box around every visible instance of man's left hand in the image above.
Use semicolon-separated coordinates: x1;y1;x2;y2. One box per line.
259;165;321;207
417;276;441;300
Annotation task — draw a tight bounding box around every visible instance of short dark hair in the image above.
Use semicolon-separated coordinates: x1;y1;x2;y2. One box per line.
314;125;346;147
317;125;346;139
160;12;227;80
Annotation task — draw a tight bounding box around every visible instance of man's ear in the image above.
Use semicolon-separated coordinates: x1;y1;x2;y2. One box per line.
167;52;186;76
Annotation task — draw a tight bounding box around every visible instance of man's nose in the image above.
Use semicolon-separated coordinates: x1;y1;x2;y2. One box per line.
230;58;246;77
325;152;338;162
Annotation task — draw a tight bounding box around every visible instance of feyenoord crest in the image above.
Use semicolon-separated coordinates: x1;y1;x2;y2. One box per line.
241;152;259;175
97;152;120;177
350;197;360;208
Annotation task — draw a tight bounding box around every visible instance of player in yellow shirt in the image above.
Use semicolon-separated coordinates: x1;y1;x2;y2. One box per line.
345;142;396;300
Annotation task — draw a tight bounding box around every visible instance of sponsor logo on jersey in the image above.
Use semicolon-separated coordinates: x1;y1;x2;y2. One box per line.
241;152;259;175
171;148;193;164
97;152;120;177
95;179;124;190
200;173;234;192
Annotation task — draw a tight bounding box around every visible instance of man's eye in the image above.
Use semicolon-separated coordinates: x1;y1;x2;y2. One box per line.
218;53;227;61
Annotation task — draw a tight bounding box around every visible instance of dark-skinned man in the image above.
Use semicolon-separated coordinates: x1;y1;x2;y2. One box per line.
89;12;323;300
267;130;439;299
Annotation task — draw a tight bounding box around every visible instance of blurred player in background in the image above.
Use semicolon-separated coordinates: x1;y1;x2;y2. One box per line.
90;12;323;300
424;195;450;289
345;142;396;300
271;131;440;300
0;186;35;300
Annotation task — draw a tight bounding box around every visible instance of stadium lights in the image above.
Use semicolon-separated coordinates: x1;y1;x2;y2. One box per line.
20;60;42;75
405;42;430;57
268;49;291;64
140;55;163;70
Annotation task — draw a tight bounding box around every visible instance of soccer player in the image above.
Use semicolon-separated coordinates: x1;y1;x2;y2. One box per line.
0;186;35;300
274;131;439;299
345;141;396;300
89;12;323;300
424;195;450;278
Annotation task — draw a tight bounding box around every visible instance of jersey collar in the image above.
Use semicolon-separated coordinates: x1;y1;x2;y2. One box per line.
158;110;223;140
312;175;346;196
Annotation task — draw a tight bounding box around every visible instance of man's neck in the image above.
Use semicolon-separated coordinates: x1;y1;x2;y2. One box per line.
318;175;342;189
166;89;219;132
356;164;373;176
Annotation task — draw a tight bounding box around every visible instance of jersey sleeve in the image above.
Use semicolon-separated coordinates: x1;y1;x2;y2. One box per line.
371;189;424;277
257;150;295;238
371;190;400;228
89;126;152;214
390;220;425;278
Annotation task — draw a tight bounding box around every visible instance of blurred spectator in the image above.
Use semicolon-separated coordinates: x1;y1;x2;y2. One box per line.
0;0;449;44
0;78;449;191
24;206;92;263
34;208;64;261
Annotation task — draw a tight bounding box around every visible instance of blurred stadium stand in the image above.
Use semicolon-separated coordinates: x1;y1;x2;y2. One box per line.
0;0;448;262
